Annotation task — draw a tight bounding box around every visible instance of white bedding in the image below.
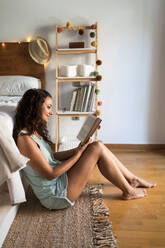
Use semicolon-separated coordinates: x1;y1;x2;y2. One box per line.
0;96;21;133
0;96;29;204
0;76;42;205
0;96;21;105
0;75;41;96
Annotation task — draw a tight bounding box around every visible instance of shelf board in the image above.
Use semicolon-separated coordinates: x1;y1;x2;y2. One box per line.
58;25;95;31
56;111;96;117
56;48;96;54
57;77;97;82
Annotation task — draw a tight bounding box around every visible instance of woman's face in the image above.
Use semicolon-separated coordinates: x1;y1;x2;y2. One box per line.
41;96;53;123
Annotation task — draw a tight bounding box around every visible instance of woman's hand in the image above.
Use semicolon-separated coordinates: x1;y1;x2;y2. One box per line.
76;139;92;156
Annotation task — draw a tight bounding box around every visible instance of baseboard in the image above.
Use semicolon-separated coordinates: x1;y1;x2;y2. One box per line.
105;144;165;151
52;143;165;152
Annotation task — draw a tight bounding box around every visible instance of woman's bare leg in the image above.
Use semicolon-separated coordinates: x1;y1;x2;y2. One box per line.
67;142;147;202
100;145;156;188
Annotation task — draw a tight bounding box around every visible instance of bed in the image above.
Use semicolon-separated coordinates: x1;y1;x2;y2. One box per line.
0;42;45;205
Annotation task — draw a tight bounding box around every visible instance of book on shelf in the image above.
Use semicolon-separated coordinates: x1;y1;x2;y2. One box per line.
72;82;87;87
74;87;81;111
81;83;92;112
70;89;78;112
80;86;87;112
78;86;86;112
69;82;96;113
86;83;96;112
77;115;102;145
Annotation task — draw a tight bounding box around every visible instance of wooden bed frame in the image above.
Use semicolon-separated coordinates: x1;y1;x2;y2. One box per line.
0;42;45;88
0;42;46;247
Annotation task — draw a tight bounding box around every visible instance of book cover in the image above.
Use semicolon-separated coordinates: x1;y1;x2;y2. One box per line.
74;88;81;111
86;83;96;112
77;115;102;144
70;89;78;112
81;85;88;112
82;83;92;112
77;86;85;112
80;86;87;112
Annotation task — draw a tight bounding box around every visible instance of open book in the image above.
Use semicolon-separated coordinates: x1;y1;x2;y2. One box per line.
77;115;102;145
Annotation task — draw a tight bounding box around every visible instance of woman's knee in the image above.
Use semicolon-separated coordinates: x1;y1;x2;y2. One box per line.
88;141;104;155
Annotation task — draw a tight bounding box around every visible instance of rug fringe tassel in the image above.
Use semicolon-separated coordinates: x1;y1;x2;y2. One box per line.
89;184;117;248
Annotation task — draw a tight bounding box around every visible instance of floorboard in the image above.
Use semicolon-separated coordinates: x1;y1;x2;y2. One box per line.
89;149;165;248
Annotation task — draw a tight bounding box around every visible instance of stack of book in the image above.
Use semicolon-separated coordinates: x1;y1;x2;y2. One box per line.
70;82;96;112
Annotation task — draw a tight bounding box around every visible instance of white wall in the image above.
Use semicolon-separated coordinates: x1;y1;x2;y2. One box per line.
0;0;165;144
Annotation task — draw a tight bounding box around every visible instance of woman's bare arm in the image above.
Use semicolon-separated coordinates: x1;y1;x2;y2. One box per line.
17;135;88;180
53;147;78;161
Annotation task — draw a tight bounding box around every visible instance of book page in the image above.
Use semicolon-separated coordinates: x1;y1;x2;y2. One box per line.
77;115;101;143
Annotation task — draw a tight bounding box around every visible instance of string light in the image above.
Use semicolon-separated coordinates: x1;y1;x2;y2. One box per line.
2;42;6;48
1;37;49;66
26;36;32;42
1;36;33;47
44;62;49;68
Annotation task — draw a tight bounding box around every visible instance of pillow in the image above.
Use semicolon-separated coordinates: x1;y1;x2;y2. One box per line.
0;76;41;96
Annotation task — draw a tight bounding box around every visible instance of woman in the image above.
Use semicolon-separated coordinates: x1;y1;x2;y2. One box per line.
13;89;156;210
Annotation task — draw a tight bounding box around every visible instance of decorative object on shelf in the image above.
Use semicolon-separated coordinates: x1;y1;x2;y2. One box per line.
69;42;85;48
98;101;102;106
91;41;97;47
90;32;95;38
96;109;101;116
90;24;97;29
57;27;63;33
28;37;51;64
66;21;72;29
77;64;94;77
96;59;102;65
72;116;80;121
59;64;94;77
79;29;84;35
95;88;100;95
96;75;102;81
93;71;99;77
59;65;77;77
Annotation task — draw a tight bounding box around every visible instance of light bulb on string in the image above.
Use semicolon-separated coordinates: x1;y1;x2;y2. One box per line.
2;42;6;48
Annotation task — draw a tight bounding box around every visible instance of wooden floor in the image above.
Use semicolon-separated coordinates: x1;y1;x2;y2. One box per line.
89;149;165;248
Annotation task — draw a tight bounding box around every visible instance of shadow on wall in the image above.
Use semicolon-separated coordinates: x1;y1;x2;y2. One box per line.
148;11;165;144
32;23;58;89
29;23;58;141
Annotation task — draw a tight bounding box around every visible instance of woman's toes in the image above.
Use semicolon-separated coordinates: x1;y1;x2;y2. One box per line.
122;188;147;200
131;178;156;188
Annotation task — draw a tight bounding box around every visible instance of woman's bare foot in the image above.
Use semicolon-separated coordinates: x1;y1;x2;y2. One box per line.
130;178;156;188
122;188;147;200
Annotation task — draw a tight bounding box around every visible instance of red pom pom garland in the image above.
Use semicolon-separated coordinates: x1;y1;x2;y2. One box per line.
91;24;97;29
79;29;84;35
96;59;102;66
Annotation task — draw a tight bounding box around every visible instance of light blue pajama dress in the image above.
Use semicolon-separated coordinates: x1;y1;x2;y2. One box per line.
19;130;74;210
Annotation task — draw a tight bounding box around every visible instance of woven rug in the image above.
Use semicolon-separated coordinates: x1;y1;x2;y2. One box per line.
3;184;117;248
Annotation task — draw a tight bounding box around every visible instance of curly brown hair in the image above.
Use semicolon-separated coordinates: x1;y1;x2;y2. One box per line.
13;88;52;144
